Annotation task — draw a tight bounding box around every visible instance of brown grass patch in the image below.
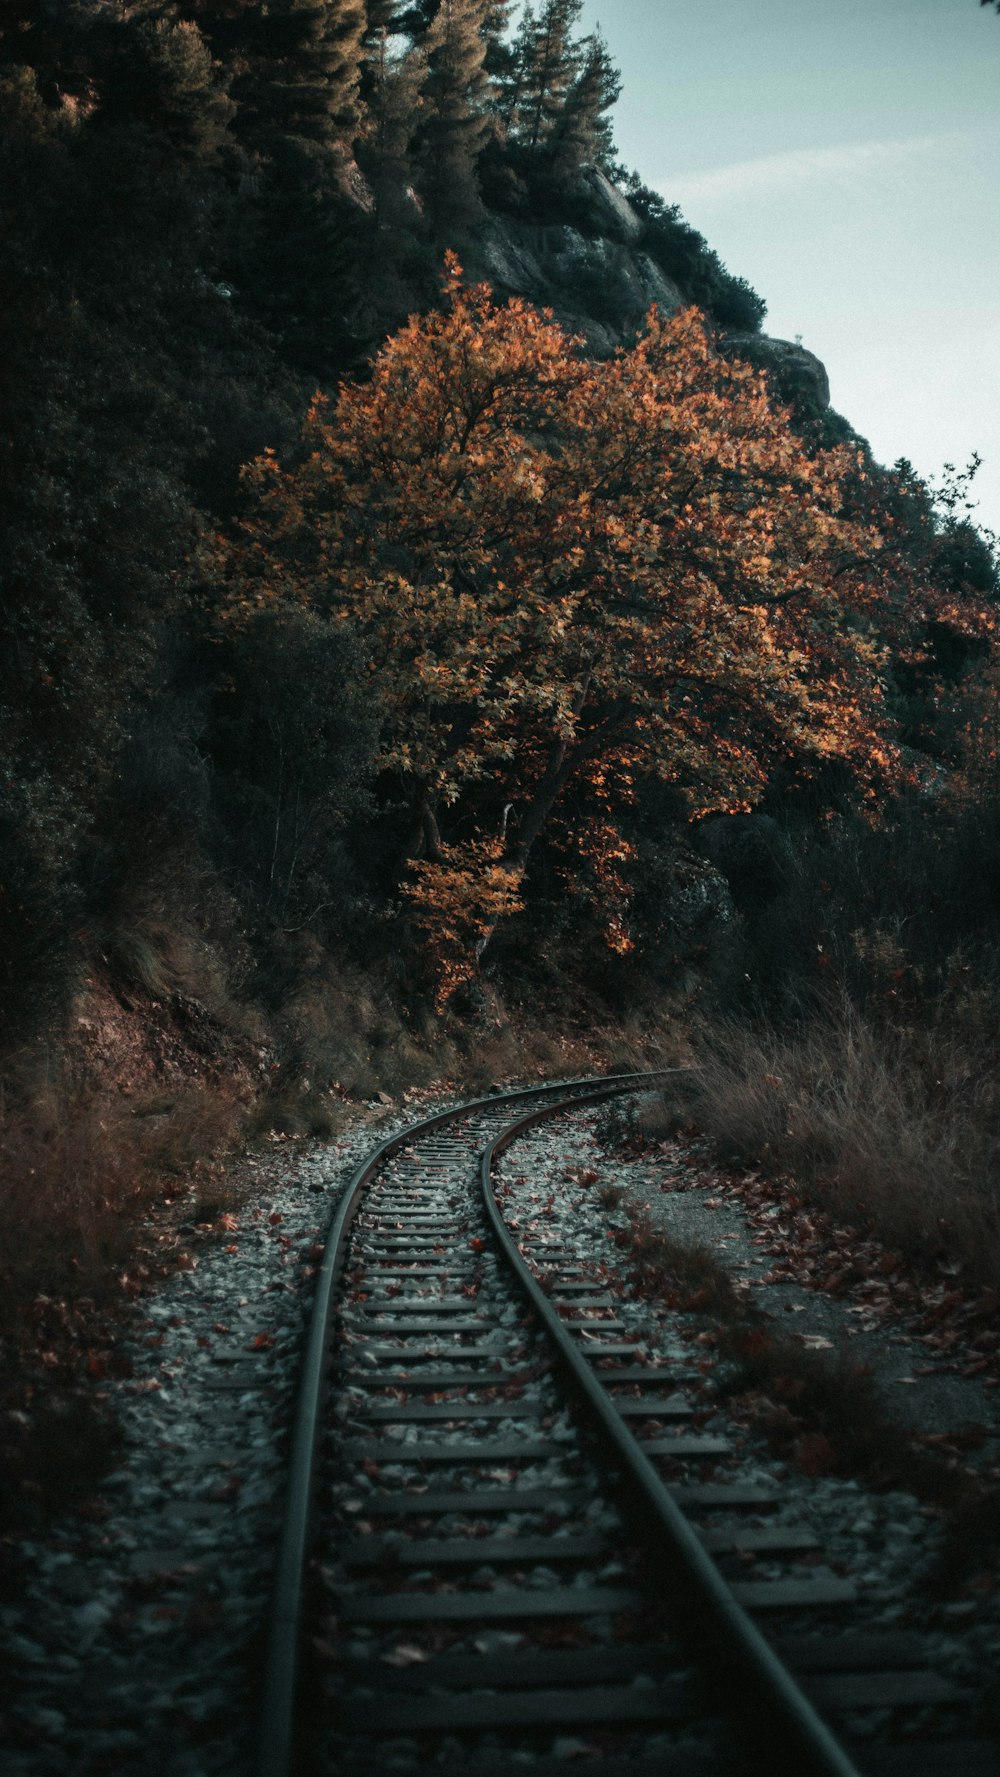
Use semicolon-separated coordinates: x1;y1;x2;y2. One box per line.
0;1073;250;1526
642;1002;1000;1288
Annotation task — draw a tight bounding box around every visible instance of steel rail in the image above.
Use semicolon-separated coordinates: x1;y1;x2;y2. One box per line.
479;1090;863;1777
254;1069;675;1777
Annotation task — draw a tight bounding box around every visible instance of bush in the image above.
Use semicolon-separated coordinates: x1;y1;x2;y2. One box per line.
207;609;379;930
617;170;766;331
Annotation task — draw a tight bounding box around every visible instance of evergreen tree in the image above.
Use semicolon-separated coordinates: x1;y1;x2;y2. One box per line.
550;27;619;173
363;0;403;37
418;0;490;225
102;11;235;159
488;0;526;135
482;0;516;89
513;0;583;152
223;0;367;177
359;24;426;230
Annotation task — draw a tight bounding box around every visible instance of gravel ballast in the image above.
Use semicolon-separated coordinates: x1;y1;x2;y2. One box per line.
3;1085;999;1774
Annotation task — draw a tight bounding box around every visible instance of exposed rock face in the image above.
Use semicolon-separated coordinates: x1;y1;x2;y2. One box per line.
465;211;684;355
574;166;644;244
463;168;832;396
664;851;737;938
723;330;831;414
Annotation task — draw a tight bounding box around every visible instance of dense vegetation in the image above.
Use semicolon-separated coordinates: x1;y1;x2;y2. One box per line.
2;3;1000;1510
0;0;779;1044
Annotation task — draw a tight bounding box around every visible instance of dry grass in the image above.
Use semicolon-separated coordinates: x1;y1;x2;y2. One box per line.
0;1072;250;1523
646;1000;1000;1287
0;1087;156;1307
618;1211;748;1321
260;939;678;1123
0;1074;250;1310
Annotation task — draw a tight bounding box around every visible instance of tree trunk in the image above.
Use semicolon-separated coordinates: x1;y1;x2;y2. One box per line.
406;785;445;864
503;741;572;875
474;737;576;964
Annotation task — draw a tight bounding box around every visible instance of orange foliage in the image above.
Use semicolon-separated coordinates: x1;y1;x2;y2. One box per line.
225;255;973;995
403;837;525;1006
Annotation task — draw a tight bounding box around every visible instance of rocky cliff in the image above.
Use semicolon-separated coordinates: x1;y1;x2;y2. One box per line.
463;167;832;418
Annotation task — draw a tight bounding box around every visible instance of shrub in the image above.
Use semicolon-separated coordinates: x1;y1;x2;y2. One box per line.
617;170;766;331
207;609;379;930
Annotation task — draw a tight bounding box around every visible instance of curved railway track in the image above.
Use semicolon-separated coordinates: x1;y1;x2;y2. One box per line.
256;1074;998;1777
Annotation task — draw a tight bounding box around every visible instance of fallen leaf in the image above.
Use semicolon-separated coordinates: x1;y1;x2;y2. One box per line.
381;1643;429;1667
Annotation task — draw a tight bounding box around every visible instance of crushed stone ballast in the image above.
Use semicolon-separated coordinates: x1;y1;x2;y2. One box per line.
5;1080;998;1777
263;1076;996;1776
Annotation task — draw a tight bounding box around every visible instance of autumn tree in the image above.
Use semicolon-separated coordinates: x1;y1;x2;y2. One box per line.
226;257;988;996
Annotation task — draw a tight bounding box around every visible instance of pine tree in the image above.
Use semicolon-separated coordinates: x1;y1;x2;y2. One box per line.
482;1;516;84
359;24;426;230
364;0;401;35
550;27;619;173
418;0;490;226
513;0;583;152
488;0;527;134
114;13;235;158
223;0;367;175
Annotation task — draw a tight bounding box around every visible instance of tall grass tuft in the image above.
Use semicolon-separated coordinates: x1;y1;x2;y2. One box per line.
655;994;1000;1285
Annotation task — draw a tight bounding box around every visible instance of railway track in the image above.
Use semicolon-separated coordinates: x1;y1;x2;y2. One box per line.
256;1074;998;1777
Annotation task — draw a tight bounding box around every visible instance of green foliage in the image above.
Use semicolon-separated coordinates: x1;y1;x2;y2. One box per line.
207;611;379;927
209;0;367;175
508;0;583;149
419;0;491;224
549;27;620;173
617;169;767;331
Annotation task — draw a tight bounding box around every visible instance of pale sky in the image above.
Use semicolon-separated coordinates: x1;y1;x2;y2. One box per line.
576;0;1000;537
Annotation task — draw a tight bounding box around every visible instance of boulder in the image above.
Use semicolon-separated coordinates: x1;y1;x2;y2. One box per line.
723;330;831;416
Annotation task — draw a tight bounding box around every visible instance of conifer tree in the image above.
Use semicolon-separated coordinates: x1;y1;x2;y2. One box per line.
513;0;583;152
550;27;619;173
116;13;235;158
364;0;401;37
482;1;516;85
359;23;426;230
418;0;490;225
225;0;367;175
488;0;525;134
